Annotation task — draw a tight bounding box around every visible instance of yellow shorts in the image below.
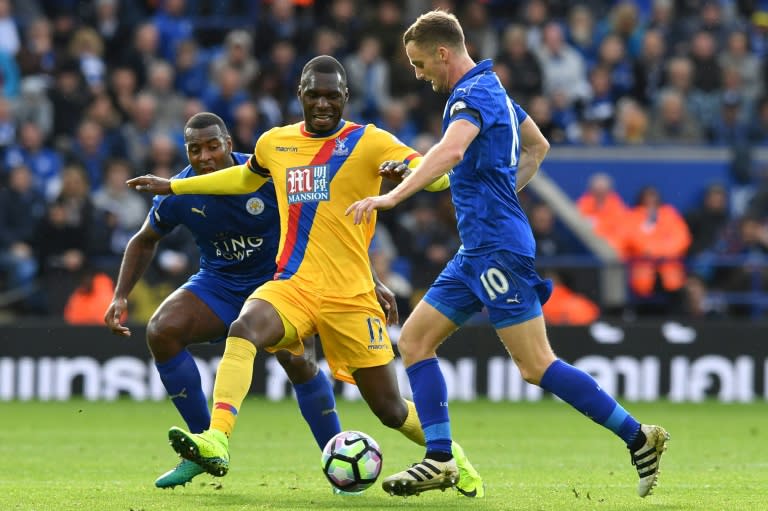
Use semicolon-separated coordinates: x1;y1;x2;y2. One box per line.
248;279;394;384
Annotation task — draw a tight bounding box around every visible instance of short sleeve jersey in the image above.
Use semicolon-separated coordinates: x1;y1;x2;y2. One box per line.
250;120;419;297
148;152;280;282
443;59;536;258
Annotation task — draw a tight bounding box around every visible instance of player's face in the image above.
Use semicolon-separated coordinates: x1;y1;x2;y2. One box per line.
299;71;348;133
405;41;450;93
184;125;233;174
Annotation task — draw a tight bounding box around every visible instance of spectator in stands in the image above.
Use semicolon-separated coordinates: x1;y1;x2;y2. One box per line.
529;202;576;258
709;90;752;146
682;274;726;319
709;215;768;316
598;1;643;59
68;26;107;94
460;1;497;60
497;24;543;107
344;35;391;124
719;29;762;105
689;30;723;127
254;0;311;57
0;97;15;158
378;99;418;148
89;0;132;64
583;66;616;140
685;183;730;256
370;236;413;319
542;271;600;326
14;76;54;140
108;66;138;122
522;0;548;50
613;97;649;145
202;64;248;128
231;101;264;154
172;39;207;98
394;195;460;295
593;33;634;99
321;0;363;56
4;121;63;202
120;92;159;169
92;158;147;233
210;30;260;89
118;22;160;88
647;89;704;144
0;164;45;307
534;21;591;105
68;118;115;190
152;0;193;63
142;133;185;180
566;4;599;64
15;17;60;80
645;0;687;56
527;94;563;143
577;172;629;255
364;0;405;61
143;60;186;132
624;186;692;309
84;92;127;157
48;59;91;146
0;0;20;58
632;29;667;107
33;164;95;314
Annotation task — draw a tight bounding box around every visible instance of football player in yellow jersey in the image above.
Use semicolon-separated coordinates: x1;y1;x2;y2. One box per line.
127;55;483;497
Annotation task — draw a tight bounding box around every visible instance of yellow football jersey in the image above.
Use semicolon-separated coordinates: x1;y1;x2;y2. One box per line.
251;121;420;297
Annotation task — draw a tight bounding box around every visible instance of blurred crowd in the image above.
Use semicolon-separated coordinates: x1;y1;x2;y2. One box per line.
1;0;767;325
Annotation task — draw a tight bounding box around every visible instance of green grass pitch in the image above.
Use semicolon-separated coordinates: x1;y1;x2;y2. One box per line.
2;399;766;510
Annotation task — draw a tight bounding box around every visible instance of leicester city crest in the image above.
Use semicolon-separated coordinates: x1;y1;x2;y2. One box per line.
246;197;265;215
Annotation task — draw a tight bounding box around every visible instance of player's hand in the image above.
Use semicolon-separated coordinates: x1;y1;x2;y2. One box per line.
104;297;131;337
126;174;173;195
375;281;399;326
345;194;398;224
379;160;411;182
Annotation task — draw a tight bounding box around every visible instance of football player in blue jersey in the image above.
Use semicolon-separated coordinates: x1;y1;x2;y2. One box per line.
348;10;669;498
105;112;345;489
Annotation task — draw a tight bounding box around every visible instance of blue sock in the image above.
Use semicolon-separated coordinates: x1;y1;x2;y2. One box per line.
540;359;641;446
407;358;452;455
155;350;210;433
293;371;341;450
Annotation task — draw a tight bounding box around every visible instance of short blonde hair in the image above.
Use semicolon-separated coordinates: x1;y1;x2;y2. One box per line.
403;10;465;51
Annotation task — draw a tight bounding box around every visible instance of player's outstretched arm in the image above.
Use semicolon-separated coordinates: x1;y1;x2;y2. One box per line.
347;120;478;224
379;160;450;192
516;117;550;192
104;218;163;337
127;164;269;196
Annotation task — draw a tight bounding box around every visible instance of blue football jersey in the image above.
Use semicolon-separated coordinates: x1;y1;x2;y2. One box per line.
442;59;535;258
148;152;279;282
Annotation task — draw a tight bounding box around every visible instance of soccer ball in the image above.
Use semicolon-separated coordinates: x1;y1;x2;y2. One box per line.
321;430;383;492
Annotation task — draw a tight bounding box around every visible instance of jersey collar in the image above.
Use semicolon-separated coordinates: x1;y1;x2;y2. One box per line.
300;119;346;138
452;59;493;93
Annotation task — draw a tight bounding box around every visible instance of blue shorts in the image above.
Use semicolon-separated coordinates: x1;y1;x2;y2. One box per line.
424;250;553;329
181;269;270;331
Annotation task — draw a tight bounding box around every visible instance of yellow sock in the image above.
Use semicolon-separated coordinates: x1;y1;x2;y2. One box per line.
397;399;426;446
210;337;257;437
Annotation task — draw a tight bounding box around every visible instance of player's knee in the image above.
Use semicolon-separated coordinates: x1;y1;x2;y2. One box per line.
146;315;183;360
395;335;431;365
276;351;318;384
371;401;408;429
517;361;546;385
